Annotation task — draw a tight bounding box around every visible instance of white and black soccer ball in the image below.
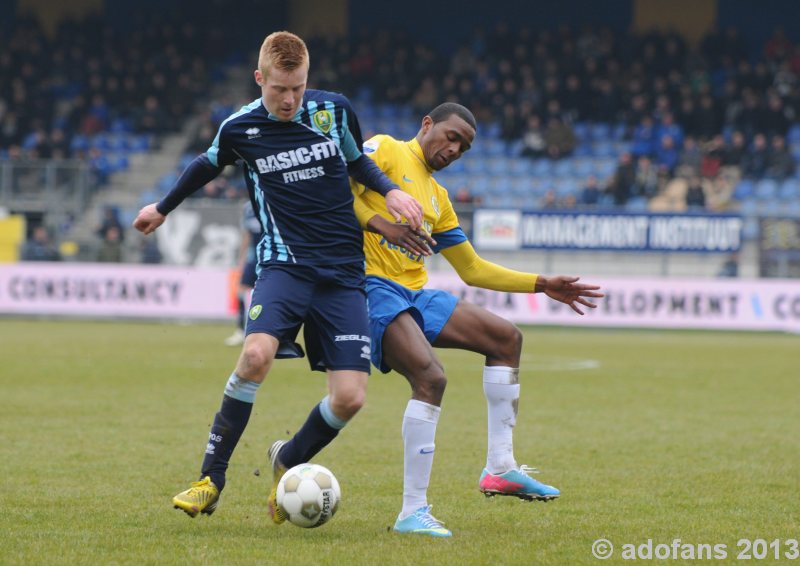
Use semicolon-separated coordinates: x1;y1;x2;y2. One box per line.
276;463;341;528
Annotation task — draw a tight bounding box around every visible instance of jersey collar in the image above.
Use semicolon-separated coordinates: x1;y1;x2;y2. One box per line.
405;138;433;173
262;99;304;122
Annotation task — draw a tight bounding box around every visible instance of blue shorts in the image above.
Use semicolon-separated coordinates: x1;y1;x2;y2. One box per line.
246;263;371;373
366;275;458;373
240;259;258;287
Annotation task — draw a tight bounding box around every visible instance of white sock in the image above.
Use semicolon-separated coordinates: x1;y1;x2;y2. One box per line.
400;399;440;519
483;366;520;475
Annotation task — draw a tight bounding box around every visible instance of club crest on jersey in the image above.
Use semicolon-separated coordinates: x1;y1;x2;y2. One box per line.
249;304;262;320
313;110;333;134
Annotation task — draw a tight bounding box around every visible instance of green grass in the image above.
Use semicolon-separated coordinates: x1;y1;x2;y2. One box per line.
2;320;799;565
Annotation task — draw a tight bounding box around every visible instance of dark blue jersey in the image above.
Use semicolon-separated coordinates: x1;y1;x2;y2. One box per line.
208;90;365;266
242;200;263;264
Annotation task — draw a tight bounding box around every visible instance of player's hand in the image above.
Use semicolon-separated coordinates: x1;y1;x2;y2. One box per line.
537;275;604;315
133;203;166;235
383;223;437;257
385;189;424;230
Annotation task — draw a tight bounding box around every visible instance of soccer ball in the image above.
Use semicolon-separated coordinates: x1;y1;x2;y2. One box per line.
276;463;341;528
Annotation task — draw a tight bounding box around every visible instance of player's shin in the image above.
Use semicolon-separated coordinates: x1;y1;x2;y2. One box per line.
401;399;440;518
483;366;520;474
278;395;346;468
200;374;258;490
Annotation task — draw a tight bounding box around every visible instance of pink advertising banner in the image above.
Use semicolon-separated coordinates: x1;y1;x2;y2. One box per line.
0;262;231;319
426;273;800;333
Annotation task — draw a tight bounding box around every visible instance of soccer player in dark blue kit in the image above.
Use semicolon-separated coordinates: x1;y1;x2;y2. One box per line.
133;31;424;521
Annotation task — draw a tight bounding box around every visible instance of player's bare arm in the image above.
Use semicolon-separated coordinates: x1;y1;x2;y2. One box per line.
535;275;604;315
132;203;166;235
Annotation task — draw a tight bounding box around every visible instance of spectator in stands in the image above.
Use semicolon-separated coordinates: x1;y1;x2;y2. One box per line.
685;176;707;209
520;114;546;159
97;206;124;243
631;115;657;157
610;152;636;205
717;252;740;278
655;134;679;175
741;133;770;178
633;155;660;199
700;134;726;178
580;175;601;207
723;131;747;167
96;225;124;262
544;116;576;160
540;189;558;209
765;135;795;180
20;225;61;262
677;136;702;174
454;186;479;205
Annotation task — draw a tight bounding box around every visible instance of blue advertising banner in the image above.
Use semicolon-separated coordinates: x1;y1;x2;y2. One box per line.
473;210;743;253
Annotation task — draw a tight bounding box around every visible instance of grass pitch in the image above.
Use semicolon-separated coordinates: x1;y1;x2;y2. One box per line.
2;319;798;565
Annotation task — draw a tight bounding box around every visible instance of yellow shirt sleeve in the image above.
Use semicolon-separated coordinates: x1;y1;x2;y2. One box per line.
441;240;539;292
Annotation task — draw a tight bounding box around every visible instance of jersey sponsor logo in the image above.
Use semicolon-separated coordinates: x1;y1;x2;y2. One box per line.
283;166;326;183
312;110;333;133
246;127;261;139
249;304;262;320
254;140;338;173
334;334;370;343
378;237;425;263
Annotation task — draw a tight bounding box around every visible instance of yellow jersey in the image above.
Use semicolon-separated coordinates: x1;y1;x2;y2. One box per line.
352;135;539;293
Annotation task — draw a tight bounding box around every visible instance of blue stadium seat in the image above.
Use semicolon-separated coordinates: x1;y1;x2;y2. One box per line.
464;157;488;175
553;158;574;178
590;123;611;141
446;157;466;174
484;138;508;157
593;158;617;179
507;139;525;157
779;179;800;199
788;124;800;144
573;122;590;143
530;159;553;177
487;157;511;176
755;179;779;200
573;158;595;178
625;197;649;212
612;123;628;141
573;143;593;157
508;158;531;177
591;140;616;158
129;135;151;152
733;179;755;200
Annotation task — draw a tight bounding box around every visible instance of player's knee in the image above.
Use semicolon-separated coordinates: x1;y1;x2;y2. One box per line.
491;323;523;364
329;389;365;420
238;342;273;378
410;360;447;404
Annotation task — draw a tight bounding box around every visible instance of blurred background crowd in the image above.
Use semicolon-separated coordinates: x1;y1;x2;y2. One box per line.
1;0;798;267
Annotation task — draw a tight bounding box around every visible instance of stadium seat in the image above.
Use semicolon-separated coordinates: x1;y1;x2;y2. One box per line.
508;158;531;177
572;158;595;178
788;125;800;144
553;158;574;178
593;158;617;179
590;123;611;141
530;159;553;177
625;197;649;212
464;157;489;175
487;157;511;176
733;179;755;200
484;138;508;157
779;179;800;200
755;179;779;200
591;140;615;158
572;122;590;143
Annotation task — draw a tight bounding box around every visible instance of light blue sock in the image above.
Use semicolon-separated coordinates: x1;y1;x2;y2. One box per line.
223;373;260;403
318;395;348;430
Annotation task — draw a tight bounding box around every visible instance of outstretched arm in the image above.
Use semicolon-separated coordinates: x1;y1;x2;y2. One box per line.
133;155;223;234
441;240;603;314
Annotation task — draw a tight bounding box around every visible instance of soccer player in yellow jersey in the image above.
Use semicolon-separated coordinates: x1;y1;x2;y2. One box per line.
351;102;603;537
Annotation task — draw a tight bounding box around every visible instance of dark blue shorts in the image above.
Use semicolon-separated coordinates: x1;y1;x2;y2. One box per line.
240;259;258;287
366;275;458;373
246;263;371;373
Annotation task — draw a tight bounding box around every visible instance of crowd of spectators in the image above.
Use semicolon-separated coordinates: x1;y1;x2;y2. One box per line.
5;16;800;260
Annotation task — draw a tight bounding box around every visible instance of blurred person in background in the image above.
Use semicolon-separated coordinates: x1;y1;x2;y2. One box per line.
20;225;61;262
